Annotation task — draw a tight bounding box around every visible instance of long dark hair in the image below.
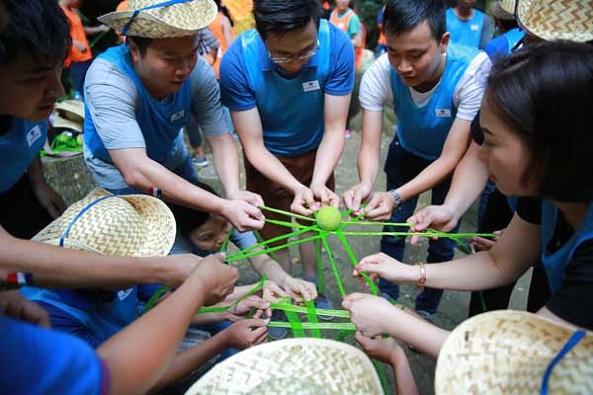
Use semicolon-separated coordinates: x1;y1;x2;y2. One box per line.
485;41;593;202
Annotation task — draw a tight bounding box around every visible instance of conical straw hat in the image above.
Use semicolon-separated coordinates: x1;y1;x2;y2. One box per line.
99;0;218;38
517;0;593;42
435;310;593;394
33;187;176;257
185;338;384;395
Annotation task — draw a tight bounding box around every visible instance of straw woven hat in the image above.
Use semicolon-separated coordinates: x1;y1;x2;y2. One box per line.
52;100;85;133
490;0;516;20
517;0;593;42
435;310;593;394
33;188;176;257
99;0;218;38
185;338;384;395
500;0;517;15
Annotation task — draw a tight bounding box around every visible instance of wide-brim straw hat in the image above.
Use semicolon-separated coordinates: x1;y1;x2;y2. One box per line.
435;310;593;394
52;100;85;133
185;338;384;395
500;0;517;15
517;0;593;42
33;187;176;257
490;0;516;20
98;0;218;38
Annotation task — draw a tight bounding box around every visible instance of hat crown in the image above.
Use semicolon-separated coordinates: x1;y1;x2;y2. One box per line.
517;0;593;42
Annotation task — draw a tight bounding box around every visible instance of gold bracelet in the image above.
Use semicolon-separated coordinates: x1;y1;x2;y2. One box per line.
416;262;426;287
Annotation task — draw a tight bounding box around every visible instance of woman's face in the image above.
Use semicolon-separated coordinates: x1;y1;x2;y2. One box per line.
478;98;538;197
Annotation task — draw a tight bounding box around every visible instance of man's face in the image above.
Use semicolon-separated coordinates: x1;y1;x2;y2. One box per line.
130;35;199;99
335;0;350;12
264;19;318;76
457;0;476;9
385;21;449;91
0;53;64;121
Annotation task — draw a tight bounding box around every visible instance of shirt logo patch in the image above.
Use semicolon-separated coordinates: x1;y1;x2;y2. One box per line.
170;110;185;122
26;125;43;147
470;24;479;31
117;288;134;300
303;80;321;93
435;108;452;118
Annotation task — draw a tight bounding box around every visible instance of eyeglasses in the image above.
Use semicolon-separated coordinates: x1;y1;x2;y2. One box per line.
267;49;317;64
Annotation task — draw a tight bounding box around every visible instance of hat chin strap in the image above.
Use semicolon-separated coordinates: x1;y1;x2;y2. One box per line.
541;329;586;394
59;195;115;247
122;0;195;36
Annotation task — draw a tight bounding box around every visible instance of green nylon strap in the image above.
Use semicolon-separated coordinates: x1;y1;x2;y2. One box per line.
305;299;321;338
267;321;357;331
336;231;378;296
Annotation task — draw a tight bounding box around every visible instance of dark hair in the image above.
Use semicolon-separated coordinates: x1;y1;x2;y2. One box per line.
167;181;221;235
127;36;154;57
254;0;321;40
383;0;446;42
0;0;71;66
485;41;593;202
497;18;518;33
214;0;234;27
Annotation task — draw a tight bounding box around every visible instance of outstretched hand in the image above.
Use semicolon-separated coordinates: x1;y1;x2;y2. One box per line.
353;252;410;284
406;205;459;245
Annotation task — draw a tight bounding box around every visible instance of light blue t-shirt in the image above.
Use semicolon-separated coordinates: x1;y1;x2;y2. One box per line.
0;117;46;192
484;28;524;62
220;20;355;157
0;315;108;395
446;8;487;49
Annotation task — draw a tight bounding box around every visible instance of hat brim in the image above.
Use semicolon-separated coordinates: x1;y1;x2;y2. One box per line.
54;100;85;122
435;310;593;394
99;0;217;38
52;116;83;133
500;0;517;15
185;338;384;395
33;188;176;257
517;0;593;42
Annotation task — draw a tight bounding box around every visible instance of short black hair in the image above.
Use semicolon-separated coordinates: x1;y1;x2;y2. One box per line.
0;0;71;66
127;36;154;57
485;41;593;202
254;0;321;40
167;181;220;235
383;0;446;42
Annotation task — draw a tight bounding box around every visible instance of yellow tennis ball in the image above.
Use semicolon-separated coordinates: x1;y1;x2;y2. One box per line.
317;206;342;231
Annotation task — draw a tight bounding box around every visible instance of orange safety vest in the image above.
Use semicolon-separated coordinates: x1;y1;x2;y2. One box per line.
60;5;92;66
377;5;387;46
209;12;236;79
329;8;354;33
355;22;366;70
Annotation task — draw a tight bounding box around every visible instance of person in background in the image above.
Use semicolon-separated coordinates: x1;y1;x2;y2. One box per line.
343;0;491;321
59;0;110;97
446;0;493;49
376;4;388;56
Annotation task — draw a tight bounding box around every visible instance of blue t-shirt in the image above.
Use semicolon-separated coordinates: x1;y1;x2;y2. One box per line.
0;315;109;395
446;8;485;49
0;117;47;192
484;28;524;62
220;20;354;157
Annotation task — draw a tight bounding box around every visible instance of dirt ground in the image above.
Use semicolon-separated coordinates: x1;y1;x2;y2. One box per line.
193;122;532;395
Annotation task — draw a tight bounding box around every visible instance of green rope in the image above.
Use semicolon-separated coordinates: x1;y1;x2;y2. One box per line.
260;205;315;222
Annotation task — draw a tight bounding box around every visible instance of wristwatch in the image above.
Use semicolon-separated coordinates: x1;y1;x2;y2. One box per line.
388;189;402;209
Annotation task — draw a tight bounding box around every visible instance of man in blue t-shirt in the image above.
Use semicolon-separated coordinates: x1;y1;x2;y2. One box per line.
344;0;491;320
446;0;493;49
220;0;355;289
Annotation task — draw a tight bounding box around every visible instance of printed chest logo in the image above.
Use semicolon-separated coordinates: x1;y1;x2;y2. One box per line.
117;288;134;300
303;80;320;93
435;108;452;118
26;125;43;147
470;24;479;31
170;110;185;122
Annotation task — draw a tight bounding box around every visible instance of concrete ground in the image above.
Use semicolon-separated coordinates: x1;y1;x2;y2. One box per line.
194;127;532;394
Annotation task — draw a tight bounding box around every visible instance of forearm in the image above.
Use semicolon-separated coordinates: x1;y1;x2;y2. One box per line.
207;134;241;196
396;156;458;202
311;129;344;187
443;142;489;219
357;140;380;188
0;229;176;289
390;347;420;395
97;273;208;395
250;254;290;287
151;336;227;392
245;145;304;194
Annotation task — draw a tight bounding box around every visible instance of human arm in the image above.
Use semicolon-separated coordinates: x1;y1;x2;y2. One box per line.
96;254;238;395
150;318;268;392
27;155;66;219
0;225;206;290
309;93;350;208
355;334;420;395
84;24;110;36
0;290;51;328
221;15;235;47
355;212;541;291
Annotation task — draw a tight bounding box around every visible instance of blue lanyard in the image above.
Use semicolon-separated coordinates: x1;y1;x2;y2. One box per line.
59;196;114;247
541;329;586;394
